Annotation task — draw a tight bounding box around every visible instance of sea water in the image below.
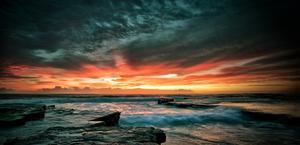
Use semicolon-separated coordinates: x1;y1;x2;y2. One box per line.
0;94;300;145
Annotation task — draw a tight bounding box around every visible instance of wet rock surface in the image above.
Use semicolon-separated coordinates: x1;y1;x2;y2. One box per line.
4;126;166;145
46;105;55;110
157;98;175;104
164;102;217;109
241;109;300;126
0;104;46;126
90;111;121;126
158;98;217;109
1;104;166;145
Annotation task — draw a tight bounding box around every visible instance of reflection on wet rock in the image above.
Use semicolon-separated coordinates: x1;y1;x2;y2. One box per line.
4;126;166;145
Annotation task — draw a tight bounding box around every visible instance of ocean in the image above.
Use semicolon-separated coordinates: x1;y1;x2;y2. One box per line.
0;94;300;145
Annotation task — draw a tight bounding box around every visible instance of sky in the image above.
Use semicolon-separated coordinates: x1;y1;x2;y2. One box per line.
0;0;299;94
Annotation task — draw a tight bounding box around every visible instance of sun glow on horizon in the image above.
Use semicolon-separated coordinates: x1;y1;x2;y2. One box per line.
1;54;298;94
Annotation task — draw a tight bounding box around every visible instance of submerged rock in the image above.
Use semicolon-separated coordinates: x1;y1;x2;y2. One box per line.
4;126;166;145
46;105;55;110
90;111;121;126
158;99;216;109
164;102;217;109
241;109;300;126
157;98;175;104
0;104;46;126
158;98;217;109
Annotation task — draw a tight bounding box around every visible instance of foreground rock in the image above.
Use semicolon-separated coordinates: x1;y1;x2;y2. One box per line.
2;106;166;144
90;111;121;126
0;104;46;126
4;126;166;145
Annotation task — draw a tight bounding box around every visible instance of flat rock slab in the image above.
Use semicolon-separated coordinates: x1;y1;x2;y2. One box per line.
164;102;217;109
157;98;175;104
0;104;46;126
4;126;166;145
90;111;121;126
158;98;217;109
1;105;166;144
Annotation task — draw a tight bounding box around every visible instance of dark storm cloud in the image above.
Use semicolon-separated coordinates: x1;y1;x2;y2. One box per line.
0;0;147;69
0;0;299;71
120;0;300;68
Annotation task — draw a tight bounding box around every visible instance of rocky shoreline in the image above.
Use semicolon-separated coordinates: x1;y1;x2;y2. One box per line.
0;104;46;126
0;104;166;145
1;96;299;144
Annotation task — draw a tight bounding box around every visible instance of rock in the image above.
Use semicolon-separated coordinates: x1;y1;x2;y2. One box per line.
164;102;217;109
158;98;175;104
4;126;166;145
90;111;121;126
241;109;300;126
158;98;216;109
0;104;46;127
89;121;106;126
46;105;55;109
83;127;166;144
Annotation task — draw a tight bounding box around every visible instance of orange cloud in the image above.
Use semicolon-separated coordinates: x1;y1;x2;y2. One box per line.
1;54;299;94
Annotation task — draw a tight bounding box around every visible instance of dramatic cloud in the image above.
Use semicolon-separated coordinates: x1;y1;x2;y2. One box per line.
0;0;299;93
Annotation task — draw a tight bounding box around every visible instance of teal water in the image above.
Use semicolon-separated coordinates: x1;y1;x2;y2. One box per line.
0;94;300;145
